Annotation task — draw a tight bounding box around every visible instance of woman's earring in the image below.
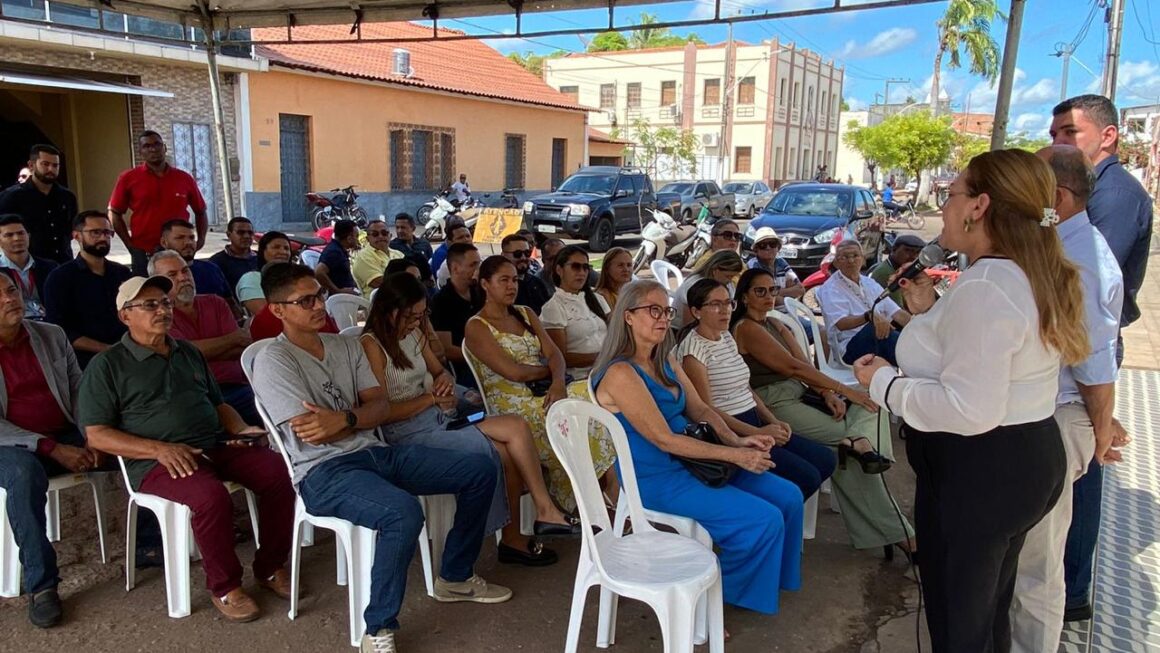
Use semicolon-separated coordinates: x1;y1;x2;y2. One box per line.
963;217;974;233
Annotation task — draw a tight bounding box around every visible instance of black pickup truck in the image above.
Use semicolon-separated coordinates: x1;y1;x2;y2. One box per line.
522;166;681;251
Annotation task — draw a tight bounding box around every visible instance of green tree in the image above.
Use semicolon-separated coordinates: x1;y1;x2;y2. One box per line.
845;112;955;189
840;97;851;112
931;0;1003;116
1004;132;1051;153
588;31;629;52
950;132;990;171
626;117;700;178
506;50;568;77
843;119;893;187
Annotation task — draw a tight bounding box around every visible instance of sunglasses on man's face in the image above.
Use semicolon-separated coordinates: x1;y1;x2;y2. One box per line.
506;250;530;259
755;241;780;250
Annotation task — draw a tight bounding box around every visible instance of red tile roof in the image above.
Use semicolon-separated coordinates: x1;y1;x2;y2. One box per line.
588;127;631;144
254;22;588;112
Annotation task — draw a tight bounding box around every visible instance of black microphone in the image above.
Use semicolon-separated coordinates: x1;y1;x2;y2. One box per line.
879;242;946;300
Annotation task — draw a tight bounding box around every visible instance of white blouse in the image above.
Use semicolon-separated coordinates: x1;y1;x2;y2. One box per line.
540;289;610;379
869;258;1060;436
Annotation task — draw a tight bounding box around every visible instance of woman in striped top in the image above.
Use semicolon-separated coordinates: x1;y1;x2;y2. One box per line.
360;272;579;567
676;278;835;500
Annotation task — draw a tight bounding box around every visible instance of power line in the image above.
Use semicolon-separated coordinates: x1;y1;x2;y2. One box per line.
1128;0;1160;69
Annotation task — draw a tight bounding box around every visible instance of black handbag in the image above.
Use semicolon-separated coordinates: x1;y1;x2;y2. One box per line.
526;374;574;397
674;422;738;488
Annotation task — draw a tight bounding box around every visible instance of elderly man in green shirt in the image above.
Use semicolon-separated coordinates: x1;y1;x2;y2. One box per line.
79;275;296;623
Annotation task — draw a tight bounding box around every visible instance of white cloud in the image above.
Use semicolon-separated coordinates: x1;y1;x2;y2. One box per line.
846;97;868;111
963;69;1057;112
1116;60;1160;103
1012;112;1049;134
837;27;917;59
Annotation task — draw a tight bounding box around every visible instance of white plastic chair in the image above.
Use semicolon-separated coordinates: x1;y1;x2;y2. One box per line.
459;341;536;538
299;249;321;270
547;399;724;653
766;308;810;357
339;325;362;338
325;294;370;331
118;457;259;618
242;341;444;645
1;472;111;598
784;297;857;386
650;260;684;297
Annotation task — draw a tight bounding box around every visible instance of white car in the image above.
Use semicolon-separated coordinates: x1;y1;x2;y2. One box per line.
904;180;918;193
722;180;774;218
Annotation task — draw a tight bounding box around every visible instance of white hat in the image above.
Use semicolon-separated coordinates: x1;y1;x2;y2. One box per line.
752;227;782;246
115;276;173;310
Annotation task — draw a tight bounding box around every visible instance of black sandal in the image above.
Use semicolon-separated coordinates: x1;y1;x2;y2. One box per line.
498;539;558;567
837;437;893;474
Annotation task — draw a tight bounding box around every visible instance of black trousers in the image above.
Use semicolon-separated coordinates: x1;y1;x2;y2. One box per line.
905;418;1066;653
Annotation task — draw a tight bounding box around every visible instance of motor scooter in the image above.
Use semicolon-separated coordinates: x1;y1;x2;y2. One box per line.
631;202;711;272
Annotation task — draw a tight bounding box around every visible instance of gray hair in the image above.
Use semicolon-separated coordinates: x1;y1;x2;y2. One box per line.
1041;145;1095;204
834;239;865;256
691;249;744;278
147;249;186;276
592;279;678;390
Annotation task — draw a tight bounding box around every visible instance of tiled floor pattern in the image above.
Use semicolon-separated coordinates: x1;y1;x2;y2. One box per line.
1059;368;1160;653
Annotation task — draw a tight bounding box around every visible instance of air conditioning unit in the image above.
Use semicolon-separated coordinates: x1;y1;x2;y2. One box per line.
701;132;720;147
606;110;618;125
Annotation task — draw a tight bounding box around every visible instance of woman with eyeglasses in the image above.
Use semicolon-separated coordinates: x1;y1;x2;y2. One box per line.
816;240;911;366
853;150;1086;652
464;256;617;514
360;273;577;565
732;267;915;559
673;250;744;330
236;231;294;316
677;278;835;500
594;246;634;309
541;246;609;380
592;279;802;616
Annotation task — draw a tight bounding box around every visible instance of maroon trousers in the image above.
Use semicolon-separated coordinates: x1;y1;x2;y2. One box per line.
139;445;295;597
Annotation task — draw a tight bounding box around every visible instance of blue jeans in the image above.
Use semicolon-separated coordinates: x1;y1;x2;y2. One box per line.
0;447;58;594
296;444;496;633
1063;458;1103;609
733;408;836;498
841;322;900;366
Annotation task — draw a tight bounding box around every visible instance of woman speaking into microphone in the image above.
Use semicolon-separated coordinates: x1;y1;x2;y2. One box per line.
853;149;1090;653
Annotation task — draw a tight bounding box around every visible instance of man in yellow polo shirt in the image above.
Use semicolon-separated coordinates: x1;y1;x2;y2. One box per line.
351;219;403;296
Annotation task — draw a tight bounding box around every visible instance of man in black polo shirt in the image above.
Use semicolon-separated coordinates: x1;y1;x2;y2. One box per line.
315;219;359;295
0;144;77;263
43;211;133;368
431;243;482;385
208;216;258;292
500;234;550;314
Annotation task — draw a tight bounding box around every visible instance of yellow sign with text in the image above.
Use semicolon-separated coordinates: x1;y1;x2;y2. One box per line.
472;208;525;244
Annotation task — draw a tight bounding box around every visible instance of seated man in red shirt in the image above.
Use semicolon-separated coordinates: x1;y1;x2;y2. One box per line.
0;273;97;628
149;250;257;425
107;130;207;275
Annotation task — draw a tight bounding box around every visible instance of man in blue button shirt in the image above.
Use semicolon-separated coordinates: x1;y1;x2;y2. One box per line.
1050;95;1152;624
1011;146;1124;651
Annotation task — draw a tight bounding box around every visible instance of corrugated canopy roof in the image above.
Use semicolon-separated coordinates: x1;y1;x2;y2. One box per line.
48;0;672;30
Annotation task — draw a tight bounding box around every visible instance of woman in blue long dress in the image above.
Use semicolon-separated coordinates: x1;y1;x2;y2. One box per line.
592;279;803;615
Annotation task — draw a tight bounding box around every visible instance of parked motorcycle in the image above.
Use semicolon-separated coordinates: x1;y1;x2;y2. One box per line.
632;202;711;272
306;185;368;230
420;193;483;241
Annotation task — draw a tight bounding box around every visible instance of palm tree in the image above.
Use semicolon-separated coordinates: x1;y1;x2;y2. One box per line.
930;0;1003;115
628;13;666;49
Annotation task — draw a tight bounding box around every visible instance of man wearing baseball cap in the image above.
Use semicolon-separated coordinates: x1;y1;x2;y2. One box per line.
79;275;295;623
868;234;924;308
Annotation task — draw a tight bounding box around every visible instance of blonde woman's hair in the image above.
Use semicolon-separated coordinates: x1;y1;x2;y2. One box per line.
593;279;678;388
965;149;1089;365
691;249;744;278
595;247;632;294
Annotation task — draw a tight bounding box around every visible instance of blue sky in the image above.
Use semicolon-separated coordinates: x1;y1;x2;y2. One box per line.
447;0;1160;137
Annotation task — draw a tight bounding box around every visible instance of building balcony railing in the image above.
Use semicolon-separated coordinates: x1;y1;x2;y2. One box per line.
626;108;642;120
702;106;721;119
735;105;755;118
776;106;787;122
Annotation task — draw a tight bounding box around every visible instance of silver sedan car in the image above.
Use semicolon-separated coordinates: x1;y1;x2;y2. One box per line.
723;180;774;218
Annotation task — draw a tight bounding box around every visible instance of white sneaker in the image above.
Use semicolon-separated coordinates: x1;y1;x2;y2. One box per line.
360;629;397;653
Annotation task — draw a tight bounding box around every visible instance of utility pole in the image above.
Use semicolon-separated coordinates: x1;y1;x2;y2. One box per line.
883;78;910;105
718;21;733;184
1053;42;1074;102
1102;0;1125;101
991;0;1026;150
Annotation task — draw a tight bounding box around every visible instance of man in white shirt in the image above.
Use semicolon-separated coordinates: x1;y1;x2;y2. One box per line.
1009;146;1124;652
817;240;910;366
450;174;470;205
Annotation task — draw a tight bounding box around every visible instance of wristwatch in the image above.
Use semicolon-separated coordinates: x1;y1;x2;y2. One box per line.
344;410;357;428
863;310;873;323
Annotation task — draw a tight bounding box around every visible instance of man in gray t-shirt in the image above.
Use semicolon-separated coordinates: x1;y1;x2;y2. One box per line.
248;263;511;651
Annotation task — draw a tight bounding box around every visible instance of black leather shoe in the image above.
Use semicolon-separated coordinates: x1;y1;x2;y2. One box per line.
533;517;581;537
28;588;62;628
1064;603;1093;622
497;539;558;567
